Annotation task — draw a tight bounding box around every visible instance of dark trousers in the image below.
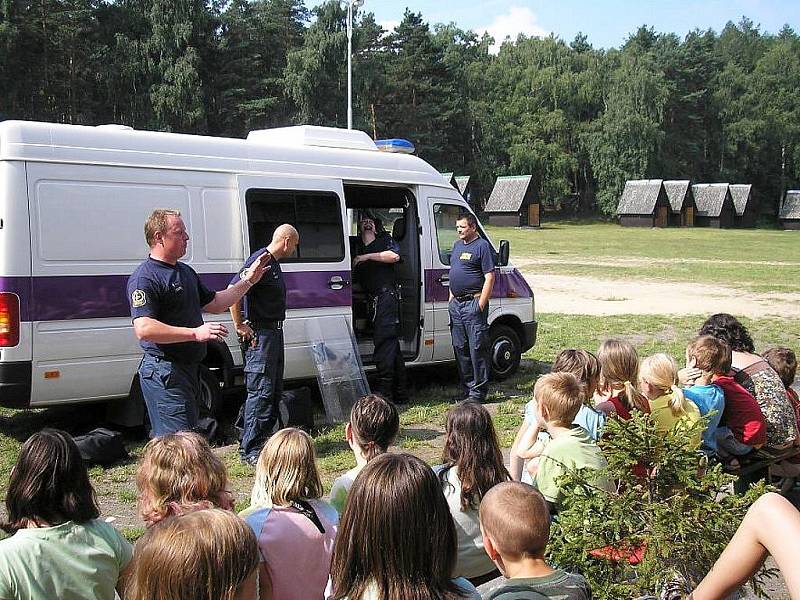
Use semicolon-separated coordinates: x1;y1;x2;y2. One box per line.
449;297;490;401
240;327;284;460
139;354;199;437
372;290;408;403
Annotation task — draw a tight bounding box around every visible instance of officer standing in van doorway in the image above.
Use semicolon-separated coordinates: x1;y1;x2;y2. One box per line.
128;209;270;437
229;224;299;465
448;212;496;402
353;212;408;404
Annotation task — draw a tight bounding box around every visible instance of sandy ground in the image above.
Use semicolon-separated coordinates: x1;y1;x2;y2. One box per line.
520;270;800;318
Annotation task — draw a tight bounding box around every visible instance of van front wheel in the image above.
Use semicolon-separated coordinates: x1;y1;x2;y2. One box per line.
198;365;223;418
489;324;521;381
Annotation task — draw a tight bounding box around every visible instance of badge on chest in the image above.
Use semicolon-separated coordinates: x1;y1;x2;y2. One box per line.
459;252;472;261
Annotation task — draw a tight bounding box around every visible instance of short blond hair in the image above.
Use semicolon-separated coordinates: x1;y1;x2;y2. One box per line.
251;428;323;507
136;432;232;527
125;509;259;600
534;372;583;426
480;482;550;559
144;209;181;247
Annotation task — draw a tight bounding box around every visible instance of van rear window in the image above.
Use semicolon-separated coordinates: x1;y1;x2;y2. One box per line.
245;189;344;262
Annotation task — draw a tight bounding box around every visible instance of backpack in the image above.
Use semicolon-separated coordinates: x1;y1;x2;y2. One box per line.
72;428;129;466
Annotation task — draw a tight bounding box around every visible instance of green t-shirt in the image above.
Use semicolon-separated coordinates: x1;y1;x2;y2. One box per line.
0;519;133;600
330;464;364;514
483;570;591;599
534;426;613;507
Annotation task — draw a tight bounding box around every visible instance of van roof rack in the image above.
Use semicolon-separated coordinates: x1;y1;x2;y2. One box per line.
246;126;378;152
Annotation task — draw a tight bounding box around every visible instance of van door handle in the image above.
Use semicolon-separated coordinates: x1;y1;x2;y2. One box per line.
437;275;450;287
328;275;350;290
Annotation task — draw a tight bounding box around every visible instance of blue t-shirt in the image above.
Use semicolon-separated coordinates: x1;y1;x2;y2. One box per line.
230;248;286;322
449;237;495;297
683;383;725;453
127;257;215;363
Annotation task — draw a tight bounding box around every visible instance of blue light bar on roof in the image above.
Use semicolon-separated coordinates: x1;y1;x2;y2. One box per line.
374;138;415;154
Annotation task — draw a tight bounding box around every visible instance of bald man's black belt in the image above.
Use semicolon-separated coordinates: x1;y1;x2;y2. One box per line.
249;320;283;330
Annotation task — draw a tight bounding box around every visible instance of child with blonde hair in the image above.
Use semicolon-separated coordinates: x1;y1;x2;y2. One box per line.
125;509;260;600
595;339;651;419
510;349;606;483
639;353;702;447
243;428;338;600
329;394;399;514
136;432;234;528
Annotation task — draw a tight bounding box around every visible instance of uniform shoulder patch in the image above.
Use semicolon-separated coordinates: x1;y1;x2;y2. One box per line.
131;289;147;308
459;252;472;260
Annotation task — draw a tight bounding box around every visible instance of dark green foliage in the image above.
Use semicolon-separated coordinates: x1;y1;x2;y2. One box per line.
1;4;799;212
547;411;772;599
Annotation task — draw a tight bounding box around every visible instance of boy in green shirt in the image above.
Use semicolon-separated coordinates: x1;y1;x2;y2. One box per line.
532;372;614;513
479;481;591;599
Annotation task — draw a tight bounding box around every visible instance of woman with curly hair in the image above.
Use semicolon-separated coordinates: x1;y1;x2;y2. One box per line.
0;429;132;599
435;402;509;585
136;431;234;527
699;313;797;449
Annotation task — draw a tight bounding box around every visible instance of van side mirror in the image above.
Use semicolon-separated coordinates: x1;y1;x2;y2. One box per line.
498;240;510;267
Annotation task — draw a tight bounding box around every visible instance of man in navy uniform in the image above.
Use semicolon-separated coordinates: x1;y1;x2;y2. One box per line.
448;212;496;402
230;224;299;464
128;209;269;436
353;212;408;404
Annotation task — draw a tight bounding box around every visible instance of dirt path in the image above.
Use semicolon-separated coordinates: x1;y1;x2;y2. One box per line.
521;271;800;318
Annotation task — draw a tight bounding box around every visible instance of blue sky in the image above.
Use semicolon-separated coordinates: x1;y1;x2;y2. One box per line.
358;0;798;50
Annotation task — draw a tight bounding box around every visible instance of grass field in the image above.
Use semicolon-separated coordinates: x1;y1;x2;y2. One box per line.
486;221;800;293
0;222;799;543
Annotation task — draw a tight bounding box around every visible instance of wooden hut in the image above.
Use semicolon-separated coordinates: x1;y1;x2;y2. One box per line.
616;179;670;227
483;175;539;227
730;184;758;228
455;175;472;203
663;180;695;227
779;190;800;230
692;184;735;228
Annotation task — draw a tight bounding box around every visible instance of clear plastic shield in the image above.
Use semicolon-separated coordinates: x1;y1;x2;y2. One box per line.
307;315;370;423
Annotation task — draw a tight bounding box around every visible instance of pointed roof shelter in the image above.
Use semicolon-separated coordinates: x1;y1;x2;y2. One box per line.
455;175;471;196
779;190;800;230
729;184;758;227
441;172;457;188
616;179;670;227
663;180;696;227
692;183;735;228
484;175;539;227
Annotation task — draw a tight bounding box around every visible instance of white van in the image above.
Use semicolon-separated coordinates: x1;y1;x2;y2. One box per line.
0;121;537;422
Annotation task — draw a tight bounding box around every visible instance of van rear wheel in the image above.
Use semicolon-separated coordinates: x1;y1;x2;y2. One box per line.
198;365;223;418
489;324;521;381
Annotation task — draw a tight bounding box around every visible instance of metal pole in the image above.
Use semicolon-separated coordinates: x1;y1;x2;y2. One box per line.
347;1;353;129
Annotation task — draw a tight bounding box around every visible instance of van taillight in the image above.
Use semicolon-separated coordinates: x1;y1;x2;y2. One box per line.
0;293;20;347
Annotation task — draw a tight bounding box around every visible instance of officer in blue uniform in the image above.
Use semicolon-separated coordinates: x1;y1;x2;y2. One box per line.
230;224;299;464
353;212;408;404
128;209;269;437
448;212;496;402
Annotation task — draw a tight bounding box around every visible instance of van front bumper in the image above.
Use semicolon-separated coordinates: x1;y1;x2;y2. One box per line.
521;320;538;353
0;361;32;408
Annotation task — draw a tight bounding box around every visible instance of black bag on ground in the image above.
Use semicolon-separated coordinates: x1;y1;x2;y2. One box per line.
73;428;129;467
234;387;315;440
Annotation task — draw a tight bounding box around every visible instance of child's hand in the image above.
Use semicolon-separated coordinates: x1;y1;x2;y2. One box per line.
678;366;702;386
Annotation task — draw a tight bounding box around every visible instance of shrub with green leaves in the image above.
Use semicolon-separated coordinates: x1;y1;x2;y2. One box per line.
547;411;771;599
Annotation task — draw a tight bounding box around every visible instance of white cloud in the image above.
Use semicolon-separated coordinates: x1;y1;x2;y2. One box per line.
478;6;548;54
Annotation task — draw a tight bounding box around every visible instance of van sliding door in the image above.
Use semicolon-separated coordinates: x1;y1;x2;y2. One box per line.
236;175;351;381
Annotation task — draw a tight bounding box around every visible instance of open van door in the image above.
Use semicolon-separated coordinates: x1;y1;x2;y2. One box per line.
236;175;351;380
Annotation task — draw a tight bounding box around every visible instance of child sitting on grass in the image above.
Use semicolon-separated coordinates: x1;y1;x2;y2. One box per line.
678;335;726;458
329;393;399;514
479;482;591;600
510;349;605;483
531;372;614;514
639;353;702;448
595;339;651;420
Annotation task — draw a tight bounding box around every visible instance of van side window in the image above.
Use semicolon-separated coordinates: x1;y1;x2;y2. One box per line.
245;189;344;261
433;204;463;265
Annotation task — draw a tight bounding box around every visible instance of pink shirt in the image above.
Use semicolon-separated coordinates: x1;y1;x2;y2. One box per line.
241;499;338;600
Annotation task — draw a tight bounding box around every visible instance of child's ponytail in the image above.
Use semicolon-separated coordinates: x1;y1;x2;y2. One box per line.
623;380;650;414
668;384;688;417
598;339;649;414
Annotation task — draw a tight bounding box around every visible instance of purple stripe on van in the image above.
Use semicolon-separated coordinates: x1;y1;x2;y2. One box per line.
423;268;533;303
0;270;351;322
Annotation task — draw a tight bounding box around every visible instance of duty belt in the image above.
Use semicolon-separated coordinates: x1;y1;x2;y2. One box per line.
455;293;480;302
249;320;283;330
